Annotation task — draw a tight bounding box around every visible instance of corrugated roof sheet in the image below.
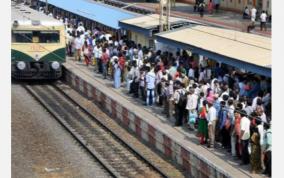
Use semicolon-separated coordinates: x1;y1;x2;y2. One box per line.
156;25;271;68
39;0;137;29
120;14;189;29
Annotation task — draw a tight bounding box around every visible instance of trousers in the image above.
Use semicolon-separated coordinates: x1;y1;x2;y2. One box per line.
208;120;216;147
231;133;237;156
241;139;250;164
146;88;155;105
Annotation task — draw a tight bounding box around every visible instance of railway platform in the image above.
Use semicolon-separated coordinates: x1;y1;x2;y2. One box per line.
112;0;271;37
62;58;264;178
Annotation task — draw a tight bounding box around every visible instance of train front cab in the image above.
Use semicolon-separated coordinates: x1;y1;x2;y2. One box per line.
11;22;66;80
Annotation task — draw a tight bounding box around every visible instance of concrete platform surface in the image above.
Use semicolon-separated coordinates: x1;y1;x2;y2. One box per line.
62;59;265;178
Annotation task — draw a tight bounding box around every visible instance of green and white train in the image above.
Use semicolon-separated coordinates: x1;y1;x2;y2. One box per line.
11;2;66;79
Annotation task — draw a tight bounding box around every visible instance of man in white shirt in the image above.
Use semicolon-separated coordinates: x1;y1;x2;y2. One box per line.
207;99;217;148
244;99;254;116
250;7;257;24
260;10;267;31
93;44;102;72
76;23;85;34
145;67;156;106
256;106;267;125
104;33;112;41
188;65;195;80
137;45;144;62
186;88;198;130
66;31;74;57
239;110;250;165
252;91;263;110
74;34;83;61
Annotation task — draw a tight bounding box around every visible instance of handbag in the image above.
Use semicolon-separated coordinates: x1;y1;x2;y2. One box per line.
248;142;251;155
92;57;97;66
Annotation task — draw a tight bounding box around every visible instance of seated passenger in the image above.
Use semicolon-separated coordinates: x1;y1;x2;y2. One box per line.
243;6;250;19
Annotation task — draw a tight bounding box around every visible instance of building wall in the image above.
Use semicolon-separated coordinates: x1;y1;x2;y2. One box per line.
261;0;271;15
130;31;150;47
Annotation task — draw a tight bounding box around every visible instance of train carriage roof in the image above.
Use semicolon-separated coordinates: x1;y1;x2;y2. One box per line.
11;2;63;27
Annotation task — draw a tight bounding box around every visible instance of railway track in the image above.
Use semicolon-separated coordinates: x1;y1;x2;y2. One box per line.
24;83;168;178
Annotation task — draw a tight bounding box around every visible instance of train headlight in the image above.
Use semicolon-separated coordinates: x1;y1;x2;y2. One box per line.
16;61;26;70
51;61;60;70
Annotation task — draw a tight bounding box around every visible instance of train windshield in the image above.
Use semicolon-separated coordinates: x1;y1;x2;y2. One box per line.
12;30;60;43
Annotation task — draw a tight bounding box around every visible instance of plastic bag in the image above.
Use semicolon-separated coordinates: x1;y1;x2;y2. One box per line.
248;142;251;155
188;110;197;124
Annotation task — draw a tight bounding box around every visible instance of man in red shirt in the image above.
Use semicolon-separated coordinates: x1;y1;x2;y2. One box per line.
118;53;125;83
101;48;109;79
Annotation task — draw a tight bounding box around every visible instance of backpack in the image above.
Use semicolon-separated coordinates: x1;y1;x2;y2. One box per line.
178;90;187;108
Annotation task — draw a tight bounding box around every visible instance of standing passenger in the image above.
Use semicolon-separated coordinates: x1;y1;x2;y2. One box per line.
198;100;208;144
186;88;198;130
113;59;121;88
145;66;156;106
250;6;257;28
74;34;83;61
101;48;109;79
250;119;262;174
239;110;251;165
260;11;267;31
82;41;90;66
208;0;214;14
207;97;217;148
199;2;205;17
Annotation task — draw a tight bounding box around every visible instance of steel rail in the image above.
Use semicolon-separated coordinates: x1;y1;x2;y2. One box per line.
24;83;168;178
24;84;120;178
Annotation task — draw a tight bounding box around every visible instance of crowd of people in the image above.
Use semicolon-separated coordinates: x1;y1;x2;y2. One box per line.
194;0;220;17
37;6;272;177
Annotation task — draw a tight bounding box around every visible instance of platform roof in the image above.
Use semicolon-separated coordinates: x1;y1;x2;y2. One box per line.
39;0;138;29
155;25;271;77
119;14;197;37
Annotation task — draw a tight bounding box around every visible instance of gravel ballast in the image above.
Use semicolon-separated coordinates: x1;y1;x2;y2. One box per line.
12;83;112;178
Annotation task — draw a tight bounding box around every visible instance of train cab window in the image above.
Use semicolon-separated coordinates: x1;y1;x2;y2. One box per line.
12;30;32;43
12;30;60;43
